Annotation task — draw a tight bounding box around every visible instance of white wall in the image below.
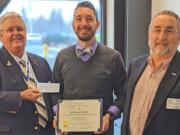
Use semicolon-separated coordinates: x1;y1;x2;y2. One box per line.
151;0;180;51
152;0;180;17
106;0;114;48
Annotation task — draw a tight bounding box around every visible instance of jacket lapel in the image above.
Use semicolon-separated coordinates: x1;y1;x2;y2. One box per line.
127;56;148;104
0;48;27;89
28;54;50;106
144;52;180;131
28;54;39;78
125;56;148;134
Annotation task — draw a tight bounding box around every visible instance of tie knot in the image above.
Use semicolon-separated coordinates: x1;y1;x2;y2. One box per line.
76;47;93;58
19;60;26;67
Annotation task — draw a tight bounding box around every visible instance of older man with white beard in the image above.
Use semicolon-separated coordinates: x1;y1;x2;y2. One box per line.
122;10;180;135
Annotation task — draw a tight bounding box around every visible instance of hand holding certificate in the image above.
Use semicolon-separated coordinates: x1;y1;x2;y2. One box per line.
58;99;103;132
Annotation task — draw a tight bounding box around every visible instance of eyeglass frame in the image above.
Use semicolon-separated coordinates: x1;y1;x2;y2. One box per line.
150;27;180;35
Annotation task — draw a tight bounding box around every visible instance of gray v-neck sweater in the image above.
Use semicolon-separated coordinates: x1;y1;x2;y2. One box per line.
53;44;126;113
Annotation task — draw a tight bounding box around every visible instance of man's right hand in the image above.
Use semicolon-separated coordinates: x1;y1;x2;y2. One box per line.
20;88;41;102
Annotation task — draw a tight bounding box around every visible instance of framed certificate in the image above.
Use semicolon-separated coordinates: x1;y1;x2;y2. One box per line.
57;99;103;132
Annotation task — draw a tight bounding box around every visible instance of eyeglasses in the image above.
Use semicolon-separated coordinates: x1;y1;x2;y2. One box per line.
0;26;25;34
151;28;179;35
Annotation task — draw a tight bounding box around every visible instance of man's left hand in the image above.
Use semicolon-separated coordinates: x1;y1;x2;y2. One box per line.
94;113;111;134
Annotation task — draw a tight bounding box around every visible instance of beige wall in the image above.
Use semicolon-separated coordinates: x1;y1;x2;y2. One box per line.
152;0;180;17
152;0;180;50
106;0;114;48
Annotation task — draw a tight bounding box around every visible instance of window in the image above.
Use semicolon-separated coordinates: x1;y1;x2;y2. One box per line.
0;0;104;68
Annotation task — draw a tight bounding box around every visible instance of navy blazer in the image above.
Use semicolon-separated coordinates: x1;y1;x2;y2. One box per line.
0;47;55;135
122;51;180;135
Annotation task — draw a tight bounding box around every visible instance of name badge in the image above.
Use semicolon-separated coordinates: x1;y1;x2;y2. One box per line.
166;98;180;110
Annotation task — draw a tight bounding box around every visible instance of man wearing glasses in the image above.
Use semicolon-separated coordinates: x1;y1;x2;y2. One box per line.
122;10;180;135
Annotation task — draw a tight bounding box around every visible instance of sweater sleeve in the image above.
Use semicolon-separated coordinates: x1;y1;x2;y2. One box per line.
111;51;126;114
51;52;64;106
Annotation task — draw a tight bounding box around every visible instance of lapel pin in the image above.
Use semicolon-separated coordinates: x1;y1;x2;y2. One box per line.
6;60;12;66
171;72;176;76
33;59;38;66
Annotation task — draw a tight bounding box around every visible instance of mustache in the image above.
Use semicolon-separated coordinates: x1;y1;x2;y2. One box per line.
78;25;91;30
156;42;168;46
148;40;168;46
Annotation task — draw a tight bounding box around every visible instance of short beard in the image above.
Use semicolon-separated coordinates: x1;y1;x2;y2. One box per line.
148;40;169;56
77;35;93;41
150;47;169;56
75;29;96;42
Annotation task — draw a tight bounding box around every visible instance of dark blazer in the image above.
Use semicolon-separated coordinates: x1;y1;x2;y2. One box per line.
0;47;55;135
121;51;180;135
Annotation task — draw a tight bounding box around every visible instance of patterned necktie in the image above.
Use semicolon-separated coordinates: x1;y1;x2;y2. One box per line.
19;60;26;75
19;60;48;128
76;47;93;58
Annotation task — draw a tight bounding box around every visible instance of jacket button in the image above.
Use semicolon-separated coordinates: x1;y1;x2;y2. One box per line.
35;111;38;114
34;126;38;130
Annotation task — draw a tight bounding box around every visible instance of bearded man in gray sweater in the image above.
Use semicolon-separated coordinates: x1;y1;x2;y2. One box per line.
52;1;126;135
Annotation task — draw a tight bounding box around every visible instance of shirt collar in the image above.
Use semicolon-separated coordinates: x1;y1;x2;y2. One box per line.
10;51;27;64
76;41;98;56
147;54;173;69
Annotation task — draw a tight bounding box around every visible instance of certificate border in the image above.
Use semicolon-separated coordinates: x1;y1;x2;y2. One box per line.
57;99;103;133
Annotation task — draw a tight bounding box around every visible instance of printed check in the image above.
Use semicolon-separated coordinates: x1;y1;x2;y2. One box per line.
37;82;60;93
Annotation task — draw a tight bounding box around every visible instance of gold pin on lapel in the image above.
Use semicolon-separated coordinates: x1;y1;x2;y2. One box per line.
171;72;176;76
6;60;12;66
33;59;38;66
